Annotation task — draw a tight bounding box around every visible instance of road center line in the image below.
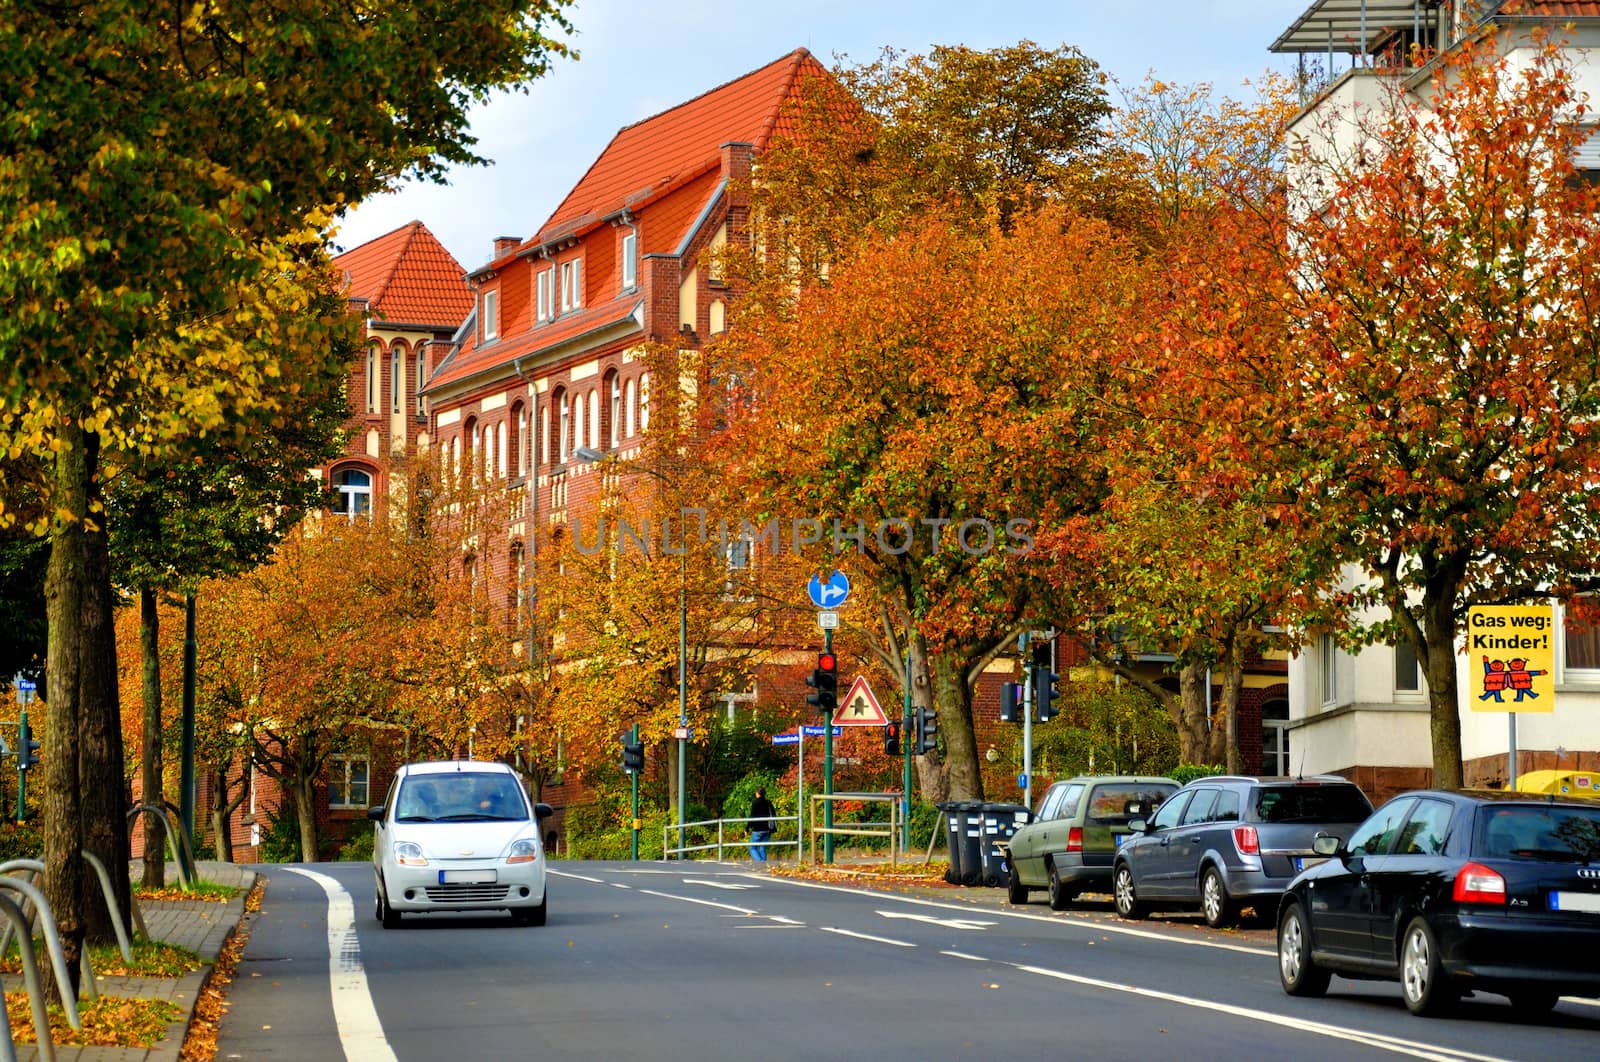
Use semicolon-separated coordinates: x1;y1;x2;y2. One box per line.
819;927;917;948
549;871;605;884
1010;961;1506;1062
281;868;397;1062
940;950;990;961
636;889;759;916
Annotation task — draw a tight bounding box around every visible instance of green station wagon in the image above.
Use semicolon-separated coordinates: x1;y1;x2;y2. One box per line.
1007;775;1180;909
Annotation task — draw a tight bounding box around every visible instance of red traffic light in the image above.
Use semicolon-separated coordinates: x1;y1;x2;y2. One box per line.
818;653;836;671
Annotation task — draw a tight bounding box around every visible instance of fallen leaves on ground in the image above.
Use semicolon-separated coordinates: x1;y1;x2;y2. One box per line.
3;993;180;1046
0;939;202;978
767;860;953;889
179;875;263;1062
137;880;238;903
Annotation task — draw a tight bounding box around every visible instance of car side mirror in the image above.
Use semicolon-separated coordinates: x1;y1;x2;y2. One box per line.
1312;832;1342;857
1129;819;1148;834
534;802;554;820
366;805;386;823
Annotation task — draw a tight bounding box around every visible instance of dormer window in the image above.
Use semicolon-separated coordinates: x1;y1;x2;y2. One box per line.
621;232;637;291
560;258;582;313
537;267;553;323
482;288;498;341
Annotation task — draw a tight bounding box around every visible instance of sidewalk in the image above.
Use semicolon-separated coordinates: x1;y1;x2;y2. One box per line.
4;860;256;1062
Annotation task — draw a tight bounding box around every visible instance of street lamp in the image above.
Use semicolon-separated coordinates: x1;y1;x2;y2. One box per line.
573;446;690;856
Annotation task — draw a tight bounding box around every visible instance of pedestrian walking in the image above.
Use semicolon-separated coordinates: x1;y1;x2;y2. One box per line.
749;787;775;862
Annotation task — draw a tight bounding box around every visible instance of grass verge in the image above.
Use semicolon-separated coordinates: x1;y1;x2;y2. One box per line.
0;938;203;978
3;993;181;1047
136;878;238;903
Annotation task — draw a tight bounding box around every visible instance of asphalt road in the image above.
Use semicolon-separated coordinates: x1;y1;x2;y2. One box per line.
216;860;1600;1061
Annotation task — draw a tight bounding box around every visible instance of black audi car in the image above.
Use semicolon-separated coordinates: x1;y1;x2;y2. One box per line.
1277;789;1600;1017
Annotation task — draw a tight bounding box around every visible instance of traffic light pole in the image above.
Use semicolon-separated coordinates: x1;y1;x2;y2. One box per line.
902;651;912;851
629;724;641;861
823;627;835;865
15;706;26;822
1021;632;1034;811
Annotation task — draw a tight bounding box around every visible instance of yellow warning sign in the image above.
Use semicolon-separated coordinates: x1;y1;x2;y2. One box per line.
834;676;889;726
1467;604;1554;713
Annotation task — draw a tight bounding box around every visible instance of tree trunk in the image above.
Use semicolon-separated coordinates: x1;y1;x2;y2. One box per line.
930;652;982;801
43;422;89;1004
295;768;320;863
140;587;165;888
1423;592;1462;790
1177;660;1211;765
908;637;948;803
1219;642;1244;775
80;494;129;945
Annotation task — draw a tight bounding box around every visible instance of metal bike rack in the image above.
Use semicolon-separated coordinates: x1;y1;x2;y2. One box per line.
0;874;80;1030
127;803;193;888
0;892;55;1062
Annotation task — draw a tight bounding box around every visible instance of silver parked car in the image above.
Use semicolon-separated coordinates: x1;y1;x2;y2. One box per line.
1006;775;1179;910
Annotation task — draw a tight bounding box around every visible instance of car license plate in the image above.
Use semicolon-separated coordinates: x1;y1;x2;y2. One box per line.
1550;891;1600;913
1294;857;1327;872
439;869;497;885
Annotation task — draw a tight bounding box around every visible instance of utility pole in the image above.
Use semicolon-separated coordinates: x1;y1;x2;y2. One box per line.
902;650;912;851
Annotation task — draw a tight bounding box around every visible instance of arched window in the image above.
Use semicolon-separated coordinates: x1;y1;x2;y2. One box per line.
640;373;651;433
332;467;373;519
540;399;550;466
587;389;599;449
390;341;405;414
624;378;636;439
555;388;570;462
605;370;621;449
496;421;507;478
709;299;726;335
462;417;477;481
510;401;525;478
451;435;460;477
571;393;583;459
416;348;428;418
511;542;526;624
365;344;379;413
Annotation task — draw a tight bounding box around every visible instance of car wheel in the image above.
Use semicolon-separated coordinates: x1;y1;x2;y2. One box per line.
525;896;547;927
377;881;401;929
1400;917;1454;1016
1201;866;1237;929
1278;902;1331;997
1506;990;1559;1016
1047;862;1076;912
1006;864;1030;905
1113;862;1146;920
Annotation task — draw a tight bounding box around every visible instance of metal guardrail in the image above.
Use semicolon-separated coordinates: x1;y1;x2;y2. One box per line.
662;815;801;861
808;792;902;865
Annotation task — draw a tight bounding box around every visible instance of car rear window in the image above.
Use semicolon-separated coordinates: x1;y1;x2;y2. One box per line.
1477;804;1600;862
1253;784;1373;824
1086;785;1177;826
397;772;528;822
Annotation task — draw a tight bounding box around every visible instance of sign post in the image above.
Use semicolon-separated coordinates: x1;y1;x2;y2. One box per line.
806;571;850;864
14;676;35;822
1466;604;1555;789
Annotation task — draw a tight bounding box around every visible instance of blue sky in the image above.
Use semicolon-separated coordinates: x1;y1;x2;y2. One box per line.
334;1;1313;270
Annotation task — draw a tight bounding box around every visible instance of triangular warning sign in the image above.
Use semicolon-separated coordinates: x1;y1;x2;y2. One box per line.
834;676;889;726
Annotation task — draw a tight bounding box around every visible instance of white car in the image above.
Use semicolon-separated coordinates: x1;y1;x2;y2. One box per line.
370;760;553;927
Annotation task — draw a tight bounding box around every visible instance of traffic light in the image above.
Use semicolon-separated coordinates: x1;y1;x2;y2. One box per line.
1031;640;1059;722
882;722;900;756
621;739;644;774
999;681;1022;723
16;720;38;771
805;652;838;714
914;706;938;755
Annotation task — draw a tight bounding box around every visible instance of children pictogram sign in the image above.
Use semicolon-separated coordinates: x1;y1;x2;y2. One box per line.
834;676;890;726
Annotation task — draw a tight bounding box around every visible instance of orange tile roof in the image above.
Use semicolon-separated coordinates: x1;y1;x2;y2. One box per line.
534;48;830;244
334;221;472;330
427;300;642;393
1515;2;1600;13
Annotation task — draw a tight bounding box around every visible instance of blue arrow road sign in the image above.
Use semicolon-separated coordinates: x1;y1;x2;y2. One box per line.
801;725;843;737
771;733;800;746
806;570;851;609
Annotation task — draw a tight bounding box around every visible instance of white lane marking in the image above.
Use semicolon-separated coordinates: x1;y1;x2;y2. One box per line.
754;875;1273;956
941;950;990;961
549;871;605;884
637;889;758;916
1563;996;1600;1009
877;910;994;931
282;868;397;1062
765;916;804;925
1010;961;1506;1062
682;878;760;890
819;927;916;948
735;924;806;929
610;882;632;890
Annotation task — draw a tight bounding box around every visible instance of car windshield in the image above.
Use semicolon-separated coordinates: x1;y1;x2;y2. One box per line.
1478;804;1600;863
1254;784;1372;824
395;773;528;822
1087;785;1176;826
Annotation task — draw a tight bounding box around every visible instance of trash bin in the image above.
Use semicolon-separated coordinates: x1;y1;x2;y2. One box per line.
937;801;982;885
978;803;1033;887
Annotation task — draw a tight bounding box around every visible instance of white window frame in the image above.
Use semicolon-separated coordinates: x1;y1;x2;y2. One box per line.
1320;633;1338;708
609;376;621;448
482;289;498;341
416;349;427;418
537;268;552;322
1393;639;1423;699
391;347;402;414
333;467;373;520
328;753;370;809
621;231;637;290
365;345;378;413
640;373;651;432
561;259;582;313
558;393;570;462
587;389;599;449
624;378;636;438
497;421;508;477
1560;599;1600;685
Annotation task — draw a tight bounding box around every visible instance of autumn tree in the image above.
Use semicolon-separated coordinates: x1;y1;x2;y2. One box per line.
1275;33;1600;788
1;1;571;992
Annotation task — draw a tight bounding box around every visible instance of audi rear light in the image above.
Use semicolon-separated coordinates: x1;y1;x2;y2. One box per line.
1232;825;1260;855
1453;862;1507;905
1067;826;1083;853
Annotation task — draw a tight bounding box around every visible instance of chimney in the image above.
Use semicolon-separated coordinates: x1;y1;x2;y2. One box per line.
719;142;755;184
493;235;522;258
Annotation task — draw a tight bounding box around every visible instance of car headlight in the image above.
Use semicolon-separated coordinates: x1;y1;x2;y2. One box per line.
395;841;428;867
506;838;540;864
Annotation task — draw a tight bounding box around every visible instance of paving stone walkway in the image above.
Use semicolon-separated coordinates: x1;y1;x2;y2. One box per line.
4;860;256;1062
